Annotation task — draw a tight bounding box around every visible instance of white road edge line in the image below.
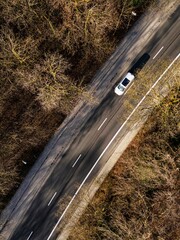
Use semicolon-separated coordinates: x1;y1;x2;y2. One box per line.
153;46;164;59
124;82;134;95
47;53;180;240
27;231;33;240
72;154;82;168
48;192;57;206
98;118;107;131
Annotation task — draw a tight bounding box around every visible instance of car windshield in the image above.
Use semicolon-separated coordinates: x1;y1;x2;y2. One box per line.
121;78;130;87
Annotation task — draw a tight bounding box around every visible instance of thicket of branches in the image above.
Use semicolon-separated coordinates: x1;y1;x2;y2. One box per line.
68;81;180;239
0;0;150;112
0;0;151;211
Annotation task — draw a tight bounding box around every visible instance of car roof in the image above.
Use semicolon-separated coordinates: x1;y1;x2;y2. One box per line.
125;72;134;81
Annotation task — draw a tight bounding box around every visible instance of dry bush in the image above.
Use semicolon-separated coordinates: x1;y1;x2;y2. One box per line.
0;162;19;196
151;190;180;240
0;28;39;68
0;0;150;113
16;53;73;112
50;0;135;53
0;87;65;213
0;0;60;39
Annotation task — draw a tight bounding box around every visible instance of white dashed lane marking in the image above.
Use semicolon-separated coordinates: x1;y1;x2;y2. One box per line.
98;118;107;131
27;231;33;240
48;192;57;206
72;154;82;168
153;46;164;59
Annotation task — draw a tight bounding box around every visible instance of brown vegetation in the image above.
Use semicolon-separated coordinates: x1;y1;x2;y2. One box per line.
68;81;180;240
0;0;152;212
124;59;180;123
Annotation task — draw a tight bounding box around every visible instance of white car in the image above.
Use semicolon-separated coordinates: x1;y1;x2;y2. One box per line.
114;72;135;95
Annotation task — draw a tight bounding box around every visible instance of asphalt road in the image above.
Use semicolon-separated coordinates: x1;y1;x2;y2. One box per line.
7;5;180;240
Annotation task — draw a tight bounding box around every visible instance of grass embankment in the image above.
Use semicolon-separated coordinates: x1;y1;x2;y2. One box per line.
68;84;180;240
0;0;151;212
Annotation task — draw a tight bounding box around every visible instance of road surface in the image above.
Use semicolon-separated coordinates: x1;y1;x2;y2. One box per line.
2;4;180;240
